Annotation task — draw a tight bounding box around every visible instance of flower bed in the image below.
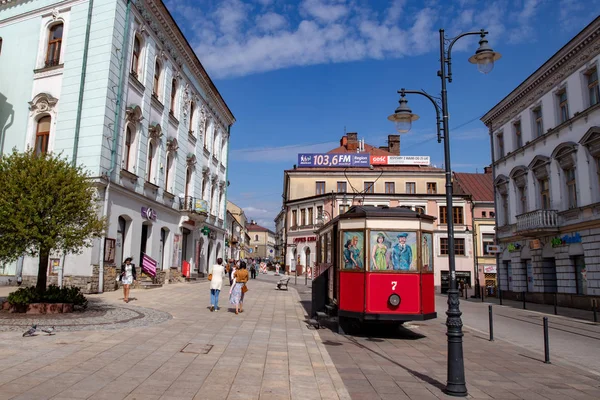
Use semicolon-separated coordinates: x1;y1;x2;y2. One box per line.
1;301;74;314
4;285;87;314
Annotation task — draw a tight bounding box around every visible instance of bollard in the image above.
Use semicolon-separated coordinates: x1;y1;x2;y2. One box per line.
481;286;485;302
522;291;526;310
543;317;550;364
499;288;503;305
593;299;598;323
465;286;468;300
553;293;558;315
489;305;494;342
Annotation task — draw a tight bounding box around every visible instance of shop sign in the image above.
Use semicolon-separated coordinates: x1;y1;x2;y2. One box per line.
551;232;582;248
507;243;521;252
370;155;430;166
141;206;157;221
484;265;497;273
294;236;317;244
297;153;370;167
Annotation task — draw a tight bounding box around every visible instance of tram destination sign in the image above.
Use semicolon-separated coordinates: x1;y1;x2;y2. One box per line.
297;153;370;167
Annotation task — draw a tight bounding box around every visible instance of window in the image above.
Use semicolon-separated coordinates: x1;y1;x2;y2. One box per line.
490;211;495;218
131;36;141;76
518;185;527;214
35;116;51;156
316;181;325;195
337;181;346;193
427;182;437;194
453;207;464;224
557;90;569;123
255;235;259;241
164;153;173;192
539;178;550;209
146;141;154;181
514;121;523;148
573;255;587;295
596;157;600;191
307;207;313;225
565;168;577;209
124;126;133;170
189;101;195;132
385;182;395;194
316;206;323;220
339;204;349;214
0;37;3;56
440;238;465;256
497;132;505;158
533;107;543;137
439;206;448;224
291;210;298;227
300;209;306;226
153;60;161;98
482;234;495;255
406;182;416;194
482;211;487;218
364;182;374;193
415;206;425;214
170;79;177;113
587;67;599;106
46;23;63;67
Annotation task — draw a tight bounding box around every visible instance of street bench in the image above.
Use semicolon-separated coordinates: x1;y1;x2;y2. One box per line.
276;277;290;290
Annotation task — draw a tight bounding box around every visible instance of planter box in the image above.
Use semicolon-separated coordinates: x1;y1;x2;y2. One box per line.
3;302;74;314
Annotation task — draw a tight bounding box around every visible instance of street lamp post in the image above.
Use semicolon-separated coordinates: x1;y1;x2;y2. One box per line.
388;29;500;397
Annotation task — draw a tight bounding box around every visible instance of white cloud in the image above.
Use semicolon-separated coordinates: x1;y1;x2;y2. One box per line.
230;140;339;162
165;0;594;79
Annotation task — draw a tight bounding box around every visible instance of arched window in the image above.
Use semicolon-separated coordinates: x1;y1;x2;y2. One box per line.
147;141;155;181
184;168;192;199
170;79;177;113
255;235;258;241
189;101;195;132
165;153;173;192
131;36;141;76
124;126;133;170
153;60;161;98
46;23;63;67
35;116;51;155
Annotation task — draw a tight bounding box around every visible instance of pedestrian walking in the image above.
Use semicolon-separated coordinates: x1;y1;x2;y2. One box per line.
229;261;249;315
250;263;256;279
208;258;226;312
229;262;237;286
118;257;136;303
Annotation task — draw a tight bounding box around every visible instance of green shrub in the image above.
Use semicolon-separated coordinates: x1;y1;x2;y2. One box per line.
7;285;87;307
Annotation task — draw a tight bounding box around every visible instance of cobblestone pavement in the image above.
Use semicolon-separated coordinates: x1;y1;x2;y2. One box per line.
0;280;350;400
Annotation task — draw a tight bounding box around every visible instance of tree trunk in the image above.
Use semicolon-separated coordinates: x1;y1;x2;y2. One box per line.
37;250;50;293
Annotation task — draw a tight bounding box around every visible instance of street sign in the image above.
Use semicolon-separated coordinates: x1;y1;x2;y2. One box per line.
486;245;502;254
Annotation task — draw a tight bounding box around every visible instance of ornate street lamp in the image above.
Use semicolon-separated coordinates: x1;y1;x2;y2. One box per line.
388;29;500;397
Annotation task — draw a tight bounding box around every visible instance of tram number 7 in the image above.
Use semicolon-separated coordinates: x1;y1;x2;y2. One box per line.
391;281;397;291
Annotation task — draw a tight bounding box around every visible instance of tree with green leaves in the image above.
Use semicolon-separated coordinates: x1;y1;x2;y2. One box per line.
0;149;106;293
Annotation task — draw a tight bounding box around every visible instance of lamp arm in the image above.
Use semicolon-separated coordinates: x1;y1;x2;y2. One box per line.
399;89;443;142
445;29;487;83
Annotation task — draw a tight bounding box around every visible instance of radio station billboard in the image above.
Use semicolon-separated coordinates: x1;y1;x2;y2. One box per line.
370;155;430;166
297;153;370;167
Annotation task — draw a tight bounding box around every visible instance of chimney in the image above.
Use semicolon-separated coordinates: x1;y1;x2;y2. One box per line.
347;132;358;151
484;166;492;174
340;135;348;148
388;135;400;155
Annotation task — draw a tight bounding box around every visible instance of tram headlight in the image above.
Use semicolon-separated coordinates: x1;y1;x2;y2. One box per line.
388;293;401;307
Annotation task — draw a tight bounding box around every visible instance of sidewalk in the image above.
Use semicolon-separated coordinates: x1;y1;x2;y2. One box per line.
0;280;350;400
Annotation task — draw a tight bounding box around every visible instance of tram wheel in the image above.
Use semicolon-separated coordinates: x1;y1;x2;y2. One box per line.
338;317;361;335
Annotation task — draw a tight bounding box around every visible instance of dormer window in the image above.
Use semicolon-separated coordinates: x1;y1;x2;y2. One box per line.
46;23;63;67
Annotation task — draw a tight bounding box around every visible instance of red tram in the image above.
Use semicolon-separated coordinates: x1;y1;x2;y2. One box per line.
313;205;436;332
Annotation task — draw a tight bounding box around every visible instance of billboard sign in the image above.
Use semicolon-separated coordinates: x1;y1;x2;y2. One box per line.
370;155;430;165
297;153;370;167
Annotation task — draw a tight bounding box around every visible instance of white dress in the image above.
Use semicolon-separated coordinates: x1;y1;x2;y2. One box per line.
209;264;225;291
122;264;134;285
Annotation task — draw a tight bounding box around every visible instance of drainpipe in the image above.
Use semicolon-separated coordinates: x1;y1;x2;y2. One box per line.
72;0;95;166
97;0;132;293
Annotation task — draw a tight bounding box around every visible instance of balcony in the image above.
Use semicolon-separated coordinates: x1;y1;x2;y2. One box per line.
516;209;560;236
179;196;208;223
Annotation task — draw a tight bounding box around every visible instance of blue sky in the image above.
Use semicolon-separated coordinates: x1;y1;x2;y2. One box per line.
165;0;600;229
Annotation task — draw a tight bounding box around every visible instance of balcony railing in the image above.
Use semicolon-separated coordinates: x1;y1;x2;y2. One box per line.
516;209;559;233
179;196;208;222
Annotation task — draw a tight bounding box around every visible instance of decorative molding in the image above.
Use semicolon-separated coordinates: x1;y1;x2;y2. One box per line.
186;153;196;166
202;166;210;175
51;8;59;20
148;123;163;140
580;126;600;157
211;173;218;182
28;93;58;117
126;105;143;123
166;136;178;153
482;23;600;127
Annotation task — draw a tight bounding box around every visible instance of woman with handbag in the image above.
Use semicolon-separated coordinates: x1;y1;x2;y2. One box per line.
208;257;226;312
229;261;248;315
119;257;136;303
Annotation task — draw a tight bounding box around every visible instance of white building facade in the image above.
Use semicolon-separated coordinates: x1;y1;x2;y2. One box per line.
482;17;600;307
0;0;234;291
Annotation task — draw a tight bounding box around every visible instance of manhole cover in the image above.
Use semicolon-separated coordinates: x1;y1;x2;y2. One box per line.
181;343;213;354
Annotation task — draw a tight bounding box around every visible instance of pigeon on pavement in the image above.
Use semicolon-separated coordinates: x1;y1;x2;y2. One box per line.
22;324;37;337
41;326;55;335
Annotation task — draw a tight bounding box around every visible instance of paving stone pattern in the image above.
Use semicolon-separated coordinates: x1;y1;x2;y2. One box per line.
0;280;350;400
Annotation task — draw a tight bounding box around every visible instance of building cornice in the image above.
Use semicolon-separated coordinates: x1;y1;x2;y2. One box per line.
482;17;600;127
138;0;235;127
